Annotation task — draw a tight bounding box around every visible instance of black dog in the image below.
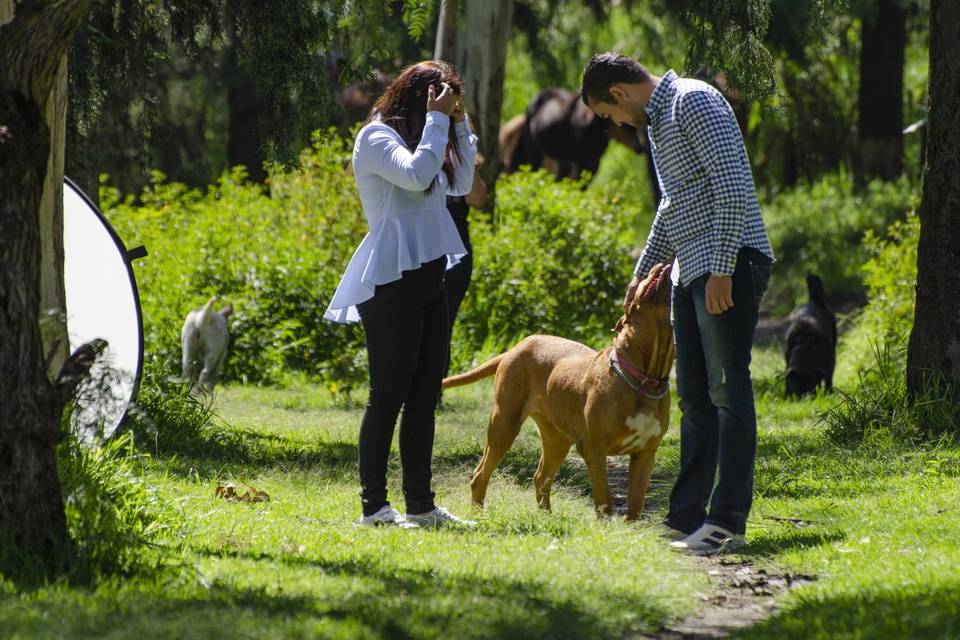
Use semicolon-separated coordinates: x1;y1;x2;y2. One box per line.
784;274;837;397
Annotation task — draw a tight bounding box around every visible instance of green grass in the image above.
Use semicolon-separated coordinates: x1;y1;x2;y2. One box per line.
3;345;960;639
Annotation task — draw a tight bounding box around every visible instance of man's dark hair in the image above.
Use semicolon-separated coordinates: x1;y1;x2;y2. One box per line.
580;53;650;106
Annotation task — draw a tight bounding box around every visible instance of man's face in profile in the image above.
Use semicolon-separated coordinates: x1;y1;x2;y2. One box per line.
585;85;648;128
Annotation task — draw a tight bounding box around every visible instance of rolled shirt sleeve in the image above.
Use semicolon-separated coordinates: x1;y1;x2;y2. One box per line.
356;111;451;192
676;89;748;276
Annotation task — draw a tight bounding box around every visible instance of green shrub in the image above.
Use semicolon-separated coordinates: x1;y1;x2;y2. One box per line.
104;133;652;391
836;211;919;383
825;205;958;443
451;169;646;368
57;427;177;578
762;172;917;312
104;130;368;394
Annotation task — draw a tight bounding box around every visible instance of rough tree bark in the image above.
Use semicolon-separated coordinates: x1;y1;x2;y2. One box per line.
454;0;512;215
0;0;93;568
857;0;906;182
433;0;459;63
906;0;960;399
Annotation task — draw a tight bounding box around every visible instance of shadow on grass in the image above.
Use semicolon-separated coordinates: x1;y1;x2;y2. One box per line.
129;409;360;479
733;584;960;640
0;543;675;639
190;545;672;639
740;528;846;559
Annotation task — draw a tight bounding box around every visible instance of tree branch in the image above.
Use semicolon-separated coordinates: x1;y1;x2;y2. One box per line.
0;0;92;102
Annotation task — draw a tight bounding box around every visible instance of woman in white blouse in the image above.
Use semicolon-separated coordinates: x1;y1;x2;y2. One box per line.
325;61;478;528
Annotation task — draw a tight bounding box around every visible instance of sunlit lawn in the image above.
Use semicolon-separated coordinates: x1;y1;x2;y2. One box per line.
1;345;959;639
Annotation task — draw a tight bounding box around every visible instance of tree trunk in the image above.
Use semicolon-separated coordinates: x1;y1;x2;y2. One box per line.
455;0;513;216
857;0;906;182
906;0;960;398
434;0;459;63
40;56;70;380
225;0;266;183
0;0;92;569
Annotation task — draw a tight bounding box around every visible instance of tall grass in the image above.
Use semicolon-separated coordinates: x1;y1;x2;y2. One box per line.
825;340;959;445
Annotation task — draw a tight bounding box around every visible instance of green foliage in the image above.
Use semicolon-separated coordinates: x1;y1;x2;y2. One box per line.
826;206;958;443
57;429;177;579
679;0;778;102
825;340;958;445
762;172;917;311
126;356;223;458
841;211;920;364
105;132;651;391
105;131;368;394
451;169;646;367
508;2;689;102
401;0;437;41
68;0;406;194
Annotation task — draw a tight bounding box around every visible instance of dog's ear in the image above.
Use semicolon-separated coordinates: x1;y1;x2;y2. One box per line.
613;315;625;333
220;303;234;318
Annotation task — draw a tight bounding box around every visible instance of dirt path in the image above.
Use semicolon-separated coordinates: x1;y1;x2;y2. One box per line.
634;555;814;639
600;461;815;639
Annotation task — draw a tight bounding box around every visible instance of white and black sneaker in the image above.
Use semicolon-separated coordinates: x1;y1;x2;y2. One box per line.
357;505;418;529
669;523;745;556
404;506;476;529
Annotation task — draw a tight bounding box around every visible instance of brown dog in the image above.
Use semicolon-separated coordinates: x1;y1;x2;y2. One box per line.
443;263;675;519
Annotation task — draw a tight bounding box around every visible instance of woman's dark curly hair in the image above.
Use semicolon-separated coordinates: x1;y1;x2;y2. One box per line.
368;60;464;186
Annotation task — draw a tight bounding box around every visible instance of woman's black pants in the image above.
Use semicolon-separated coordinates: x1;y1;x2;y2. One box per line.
356;257;447;517
443;196;473;378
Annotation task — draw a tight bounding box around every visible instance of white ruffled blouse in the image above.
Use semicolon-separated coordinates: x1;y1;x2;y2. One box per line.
324;111;478;323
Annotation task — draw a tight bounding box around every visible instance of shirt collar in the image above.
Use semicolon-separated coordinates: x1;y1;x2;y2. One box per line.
644;69;677;127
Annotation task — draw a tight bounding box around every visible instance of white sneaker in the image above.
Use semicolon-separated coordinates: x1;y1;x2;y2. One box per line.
404;506;476;529
669;523;745;556
357;505;418;529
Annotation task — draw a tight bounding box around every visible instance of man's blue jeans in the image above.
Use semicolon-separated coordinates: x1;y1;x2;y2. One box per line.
665;248;771;535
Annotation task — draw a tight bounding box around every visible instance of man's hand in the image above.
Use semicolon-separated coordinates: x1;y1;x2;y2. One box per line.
427;82;456;116
623;275;641;313
705;273;733;314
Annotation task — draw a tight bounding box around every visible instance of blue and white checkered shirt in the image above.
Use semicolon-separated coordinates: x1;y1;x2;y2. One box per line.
633;70;773;286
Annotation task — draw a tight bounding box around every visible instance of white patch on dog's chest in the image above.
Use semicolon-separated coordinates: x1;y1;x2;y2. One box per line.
615;412;662;453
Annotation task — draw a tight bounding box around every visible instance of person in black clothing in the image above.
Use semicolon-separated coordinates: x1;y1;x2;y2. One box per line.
443;164;487;382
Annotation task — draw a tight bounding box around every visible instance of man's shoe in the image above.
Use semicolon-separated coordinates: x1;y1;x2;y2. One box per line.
405;506;476;529
357;505;418;529
669;523;744;556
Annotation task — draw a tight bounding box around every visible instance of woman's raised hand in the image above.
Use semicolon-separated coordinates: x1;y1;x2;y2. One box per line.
427;82;456;116
450;96;466;122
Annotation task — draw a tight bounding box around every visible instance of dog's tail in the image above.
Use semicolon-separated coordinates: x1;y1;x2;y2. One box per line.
198;296;217;327
441;354;505;389
806;274;827;307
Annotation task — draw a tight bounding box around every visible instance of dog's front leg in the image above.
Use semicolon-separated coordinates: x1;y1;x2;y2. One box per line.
626;444;659;520
579;439;612;517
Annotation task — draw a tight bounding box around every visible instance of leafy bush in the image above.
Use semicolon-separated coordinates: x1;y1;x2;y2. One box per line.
836;211;920;380
104;130;369;394
58;427;177;578
451;169;646;369
104;134;651;391
826;208;958;443
762;172;917;312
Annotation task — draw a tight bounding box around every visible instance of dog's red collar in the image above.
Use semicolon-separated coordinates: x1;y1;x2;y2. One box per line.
610;349;670;400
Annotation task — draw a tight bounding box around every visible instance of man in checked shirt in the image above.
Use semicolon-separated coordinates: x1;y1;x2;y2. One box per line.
581;53;775;556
